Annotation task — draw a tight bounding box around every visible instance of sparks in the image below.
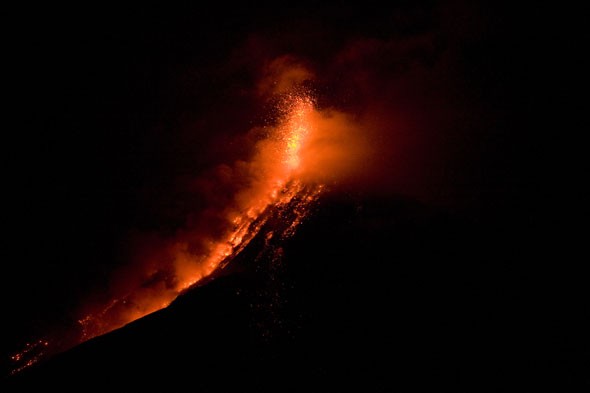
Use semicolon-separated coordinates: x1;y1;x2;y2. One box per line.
283;97;313;170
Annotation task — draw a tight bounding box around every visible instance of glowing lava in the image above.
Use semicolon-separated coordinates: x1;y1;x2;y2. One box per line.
9;92;324;374
76;95;320;341
284;97;312;170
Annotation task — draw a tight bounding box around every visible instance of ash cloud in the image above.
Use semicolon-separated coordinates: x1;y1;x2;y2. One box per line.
220;14;468;203
77;24;441;336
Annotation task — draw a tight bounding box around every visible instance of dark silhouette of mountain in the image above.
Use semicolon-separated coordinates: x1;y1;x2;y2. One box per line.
4;190;587;391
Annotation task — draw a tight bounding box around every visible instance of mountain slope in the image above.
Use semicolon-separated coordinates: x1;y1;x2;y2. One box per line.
5;191;587;391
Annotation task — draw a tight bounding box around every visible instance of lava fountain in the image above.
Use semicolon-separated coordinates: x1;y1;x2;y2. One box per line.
76;94;320;340
9;91;333;375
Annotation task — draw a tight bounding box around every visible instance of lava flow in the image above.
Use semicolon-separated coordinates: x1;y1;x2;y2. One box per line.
76;94;320;341
9;92;333;375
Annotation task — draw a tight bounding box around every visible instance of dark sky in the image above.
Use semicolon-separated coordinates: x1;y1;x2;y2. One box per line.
2;1;579;368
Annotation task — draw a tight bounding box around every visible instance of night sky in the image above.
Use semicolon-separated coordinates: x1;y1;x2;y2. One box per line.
2;2;584;388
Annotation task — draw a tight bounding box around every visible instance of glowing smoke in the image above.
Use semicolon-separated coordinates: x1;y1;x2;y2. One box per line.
9;59;370;373
77;93;318;341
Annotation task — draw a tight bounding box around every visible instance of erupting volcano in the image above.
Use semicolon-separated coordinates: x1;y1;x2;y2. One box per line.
4;3;581;391
76;94;323;342
8;90;344;375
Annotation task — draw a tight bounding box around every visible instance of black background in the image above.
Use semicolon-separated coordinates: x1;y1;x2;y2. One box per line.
2;2;585;390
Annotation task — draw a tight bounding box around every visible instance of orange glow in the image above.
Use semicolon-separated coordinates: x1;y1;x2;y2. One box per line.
283;98;312;170
74;93;323;343
10;77;369;374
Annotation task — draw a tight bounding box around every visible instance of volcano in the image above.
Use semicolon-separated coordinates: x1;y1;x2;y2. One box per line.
2;2;586;391
4;189;587;391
